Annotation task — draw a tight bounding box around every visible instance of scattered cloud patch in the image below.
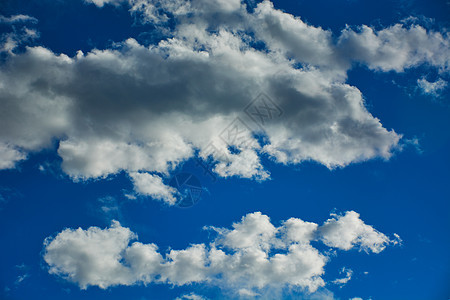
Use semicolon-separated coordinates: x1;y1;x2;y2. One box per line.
332;267;353;287
0;143;26;170
399;137;422;154
0;14;37;24
95;196;122;221
417;77;448;97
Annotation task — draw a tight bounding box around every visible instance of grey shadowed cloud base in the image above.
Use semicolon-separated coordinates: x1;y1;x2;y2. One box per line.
43;211;401;295
0;0;449;204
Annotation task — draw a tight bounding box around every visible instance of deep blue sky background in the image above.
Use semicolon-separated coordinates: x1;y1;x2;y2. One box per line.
0;0;449;299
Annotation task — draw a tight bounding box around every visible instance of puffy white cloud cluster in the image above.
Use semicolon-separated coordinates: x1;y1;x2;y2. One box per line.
1;0;449;202
338;24;449;72
43;211;398;293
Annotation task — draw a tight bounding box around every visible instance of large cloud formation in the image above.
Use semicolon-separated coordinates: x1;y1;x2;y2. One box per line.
1;0;449;203
43;211;399;294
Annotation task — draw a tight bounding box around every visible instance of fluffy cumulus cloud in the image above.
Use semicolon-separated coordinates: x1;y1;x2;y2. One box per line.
0;14;37;24
1;0;449;201
43;211;399;294
129;172;179;204
338;24;449;72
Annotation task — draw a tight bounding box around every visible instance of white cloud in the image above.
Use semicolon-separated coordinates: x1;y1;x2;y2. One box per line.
15;273;30;285
392;233;403;246
252;1;343;71
238;288;259;297
0;30;400;191
84;0;126;7
0;143;26;170
0;14;37;24
214;149;270;180
43;211;398;295
319;211;391;253
338;24;449;72
87;0;240;24
129;172;179;204
417;77;448;97
207;211;279;251
332;267;353;286
43;220;138;289
1;0;449;199
0;15;39;54
175;293;209;300
281;217;318;244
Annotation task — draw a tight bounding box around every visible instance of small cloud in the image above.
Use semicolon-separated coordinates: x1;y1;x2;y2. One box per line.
417;77;448;97
0;14;37;24
15;263;27;270
123;192;137;200
37;160;64;179
83;0;126;8
392;233;403;246
400;15;434;27
129;172;179;205
238;288;260;297
94;196;122;221
399;137;422;154
175;292;208;300
0;15;40;55
15;273;30;285
332;267;353;287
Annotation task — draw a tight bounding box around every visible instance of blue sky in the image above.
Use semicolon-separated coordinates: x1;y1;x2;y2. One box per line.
0;0;449;299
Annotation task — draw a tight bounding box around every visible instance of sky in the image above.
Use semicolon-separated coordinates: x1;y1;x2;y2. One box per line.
0;0;449;299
